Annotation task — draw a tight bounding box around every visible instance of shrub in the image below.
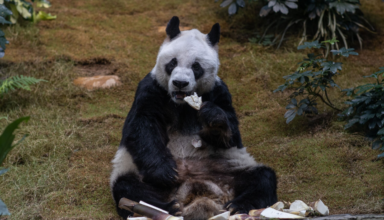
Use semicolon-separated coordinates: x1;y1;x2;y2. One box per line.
340;67;384;158
0;116;30;216
216;0;375;49
273;38;358;124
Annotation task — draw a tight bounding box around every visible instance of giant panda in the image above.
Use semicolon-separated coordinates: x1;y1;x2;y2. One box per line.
110;16;277;220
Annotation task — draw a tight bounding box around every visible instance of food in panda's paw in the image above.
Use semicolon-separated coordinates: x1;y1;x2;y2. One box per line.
184;92;202;110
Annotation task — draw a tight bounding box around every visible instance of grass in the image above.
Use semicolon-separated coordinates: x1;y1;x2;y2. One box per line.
1;0;384;219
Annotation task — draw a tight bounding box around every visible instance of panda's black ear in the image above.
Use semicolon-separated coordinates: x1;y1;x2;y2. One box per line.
207;23;220;46
166;16;181;40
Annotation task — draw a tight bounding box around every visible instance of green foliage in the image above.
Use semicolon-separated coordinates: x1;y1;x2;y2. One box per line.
340;67;384;158
0;0;55;57
2;0;56;24
216;0;375;49
274;39;358;124
0;75;47;96
215;0;247;15
0;116;30;216
248;34;273;46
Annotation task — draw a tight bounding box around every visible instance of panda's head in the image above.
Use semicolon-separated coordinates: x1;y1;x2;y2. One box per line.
151;16;220;104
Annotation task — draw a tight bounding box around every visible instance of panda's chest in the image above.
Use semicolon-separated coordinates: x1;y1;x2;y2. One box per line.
166;106;211;159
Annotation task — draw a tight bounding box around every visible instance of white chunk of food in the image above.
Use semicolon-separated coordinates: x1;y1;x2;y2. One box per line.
184;92;202;110
289;200;310;212
208;211;230;220
313;199;329;216
260;208;304;219
270;201;285;211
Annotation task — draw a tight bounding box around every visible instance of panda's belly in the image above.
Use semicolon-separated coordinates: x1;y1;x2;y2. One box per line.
174;157;235;219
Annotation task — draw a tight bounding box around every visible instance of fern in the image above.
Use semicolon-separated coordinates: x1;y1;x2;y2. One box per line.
0;75;46;96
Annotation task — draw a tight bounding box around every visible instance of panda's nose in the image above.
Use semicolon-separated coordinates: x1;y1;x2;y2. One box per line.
173;80;189;89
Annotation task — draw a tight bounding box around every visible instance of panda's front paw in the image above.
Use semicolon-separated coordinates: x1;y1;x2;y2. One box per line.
199;102;232;149
142;163;179;188
224;199;255;215
199;101;229;131
165;200;183;216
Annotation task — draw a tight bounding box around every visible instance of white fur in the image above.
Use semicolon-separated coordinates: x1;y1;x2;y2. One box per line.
167;133;211;159
151;29;220;102
219;147;259;170
167;132;258;170
110;147;138;188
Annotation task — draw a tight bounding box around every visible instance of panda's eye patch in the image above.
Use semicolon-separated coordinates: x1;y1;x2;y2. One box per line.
165;58;177;75
192;62;204;80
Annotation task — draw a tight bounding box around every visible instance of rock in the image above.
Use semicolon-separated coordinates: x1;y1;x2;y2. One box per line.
73;75;121;90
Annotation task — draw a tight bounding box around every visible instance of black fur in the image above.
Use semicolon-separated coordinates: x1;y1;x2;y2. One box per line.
192;62;204;80
207;23;220;46
166;16;181;40
200;81;242;149
120;74;178;188
225;166;278;214
165;58;177;75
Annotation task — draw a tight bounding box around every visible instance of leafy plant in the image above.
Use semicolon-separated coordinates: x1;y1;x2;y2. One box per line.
216;0;375;49
274;38;358;123
340;67;384;158
0;75;46;97
0;116;30;216
259;0;375;49
0;0;56;57
248;33;274;46
2;0;56;24
215;0;246;15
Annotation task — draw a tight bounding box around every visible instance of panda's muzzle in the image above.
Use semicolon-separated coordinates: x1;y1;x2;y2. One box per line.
172;91;191;100
171;80;191;100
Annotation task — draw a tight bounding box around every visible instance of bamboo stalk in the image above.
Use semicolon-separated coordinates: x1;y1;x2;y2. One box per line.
119;198;182;220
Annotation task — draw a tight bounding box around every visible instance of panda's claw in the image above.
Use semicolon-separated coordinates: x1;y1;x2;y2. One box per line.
225;200;255;215
173;203;181;209
166;200;183;216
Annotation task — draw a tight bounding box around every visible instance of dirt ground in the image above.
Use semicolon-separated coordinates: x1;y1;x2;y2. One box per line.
0;0;384;219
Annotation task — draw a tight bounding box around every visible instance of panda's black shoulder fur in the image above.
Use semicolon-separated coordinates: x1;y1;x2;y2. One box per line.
119;73;243;187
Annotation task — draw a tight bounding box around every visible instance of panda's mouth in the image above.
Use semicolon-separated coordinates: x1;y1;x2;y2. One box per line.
172;91;191;100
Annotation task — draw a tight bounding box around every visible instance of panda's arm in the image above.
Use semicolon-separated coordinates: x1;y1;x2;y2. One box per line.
199;80;243;149
120;74;178;187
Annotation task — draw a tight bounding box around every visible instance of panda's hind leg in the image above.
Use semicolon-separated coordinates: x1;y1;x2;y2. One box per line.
112;172;182;219
225;166;277;214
